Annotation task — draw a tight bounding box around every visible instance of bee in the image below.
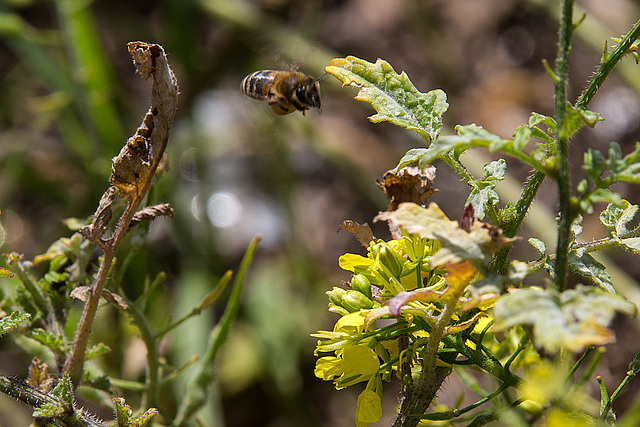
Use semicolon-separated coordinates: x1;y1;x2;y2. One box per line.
241;70;321;115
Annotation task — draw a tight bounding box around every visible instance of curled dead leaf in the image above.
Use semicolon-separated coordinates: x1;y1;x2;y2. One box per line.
377;166;437;211
71;286;129;310
129;203;175;230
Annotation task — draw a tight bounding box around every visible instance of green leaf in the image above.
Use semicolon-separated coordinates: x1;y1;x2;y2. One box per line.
375;203;515;267
528;112;556;143
483;159;506;180
86;342;111;361
31;328;65;354
568;250;615;293
512;125;532;151
114;397;158;427
493;285;637;353
466;159;506;220
326;56;448;143
0;311;30;338
611;141;640;183
33;372;74;418
581;189;622;215
395;148;429;170
621;237;640;255
560;103;604;139
599;200;637;236
583;148;606;184
394;124;547;175
528;238;546;256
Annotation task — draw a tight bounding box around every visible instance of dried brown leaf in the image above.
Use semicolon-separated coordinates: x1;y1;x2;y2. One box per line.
339;220;375;248
376;166;437;211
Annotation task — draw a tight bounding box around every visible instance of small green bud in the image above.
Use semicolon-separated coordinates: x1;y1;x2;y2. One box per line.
327;287;347;307
341;290;374;312
378;246;404;279
326;287;373;312
351;273;372;299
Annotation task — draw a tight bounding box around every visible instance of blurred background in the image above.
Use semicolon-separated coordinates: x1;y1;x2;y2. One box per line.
1;0;640;425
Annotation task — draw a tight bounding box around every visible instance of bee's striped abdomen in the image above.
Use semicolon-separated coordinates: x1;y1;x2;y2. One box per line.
241;70;276;101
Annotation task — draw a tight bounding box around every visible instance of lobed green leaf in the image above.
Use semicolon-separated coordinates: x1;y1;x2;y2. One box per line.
568;250;615;293
493;285;636;353
326;56;448;143
599;200;638;236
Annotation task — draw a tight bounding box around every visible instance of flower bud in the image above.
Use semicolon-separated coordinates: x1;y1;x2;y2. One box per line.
327;287;374;312
351;273;372;299
341;290;374;312
378;246;404;279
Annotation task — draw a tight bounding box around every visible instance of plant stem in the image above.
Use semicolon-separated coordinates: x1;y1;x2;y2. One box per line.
174;236;261;426
491;171;544;274
576;18;640;109
552;0;574;292
393;284;465;427
600;371;636;420
63;199;140;383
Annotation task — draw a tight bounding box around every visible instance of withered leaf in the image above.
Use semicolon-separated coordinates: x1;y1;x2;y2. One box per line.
110;42;178;201
71;286;129;310
339;220;375;248
377;165;437;211
80;186;116;246
27;358;54;392
376;202;516;267
129;203;175;230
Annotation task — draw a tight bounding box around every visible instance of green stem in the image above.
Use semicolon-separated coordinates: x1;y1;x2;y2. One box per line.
600;371;636;420
576;18;640;109
174;236;261;426
553;0;574;292
491;171;544;274
126;297;160;409
566;346;595;381
393;284;467;427
411;382;510;421
578;347;605;386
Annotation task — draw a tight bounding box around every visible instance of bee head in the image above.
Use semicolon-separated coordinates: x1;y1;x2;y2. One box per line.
296;77;322;111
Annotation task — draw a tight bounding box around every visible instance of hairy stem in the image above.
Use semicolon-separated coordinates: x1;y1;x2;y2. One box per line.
576;18;640;109
393;286;464;427
553;0;574;292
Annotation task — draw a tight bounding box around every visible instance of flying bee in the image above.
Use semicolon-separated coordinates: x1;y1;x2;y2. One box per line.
241;70;322;115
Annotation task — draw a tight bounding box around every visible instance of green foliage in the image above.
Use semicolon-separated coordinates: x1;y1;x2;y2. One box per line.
317;15;640;424
325;56;448;142
466;159;506;220
114;397;158;427
493;285;636;353
0;310;30;337
600;201;640;254
578;142;640;213
174;236;261;426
